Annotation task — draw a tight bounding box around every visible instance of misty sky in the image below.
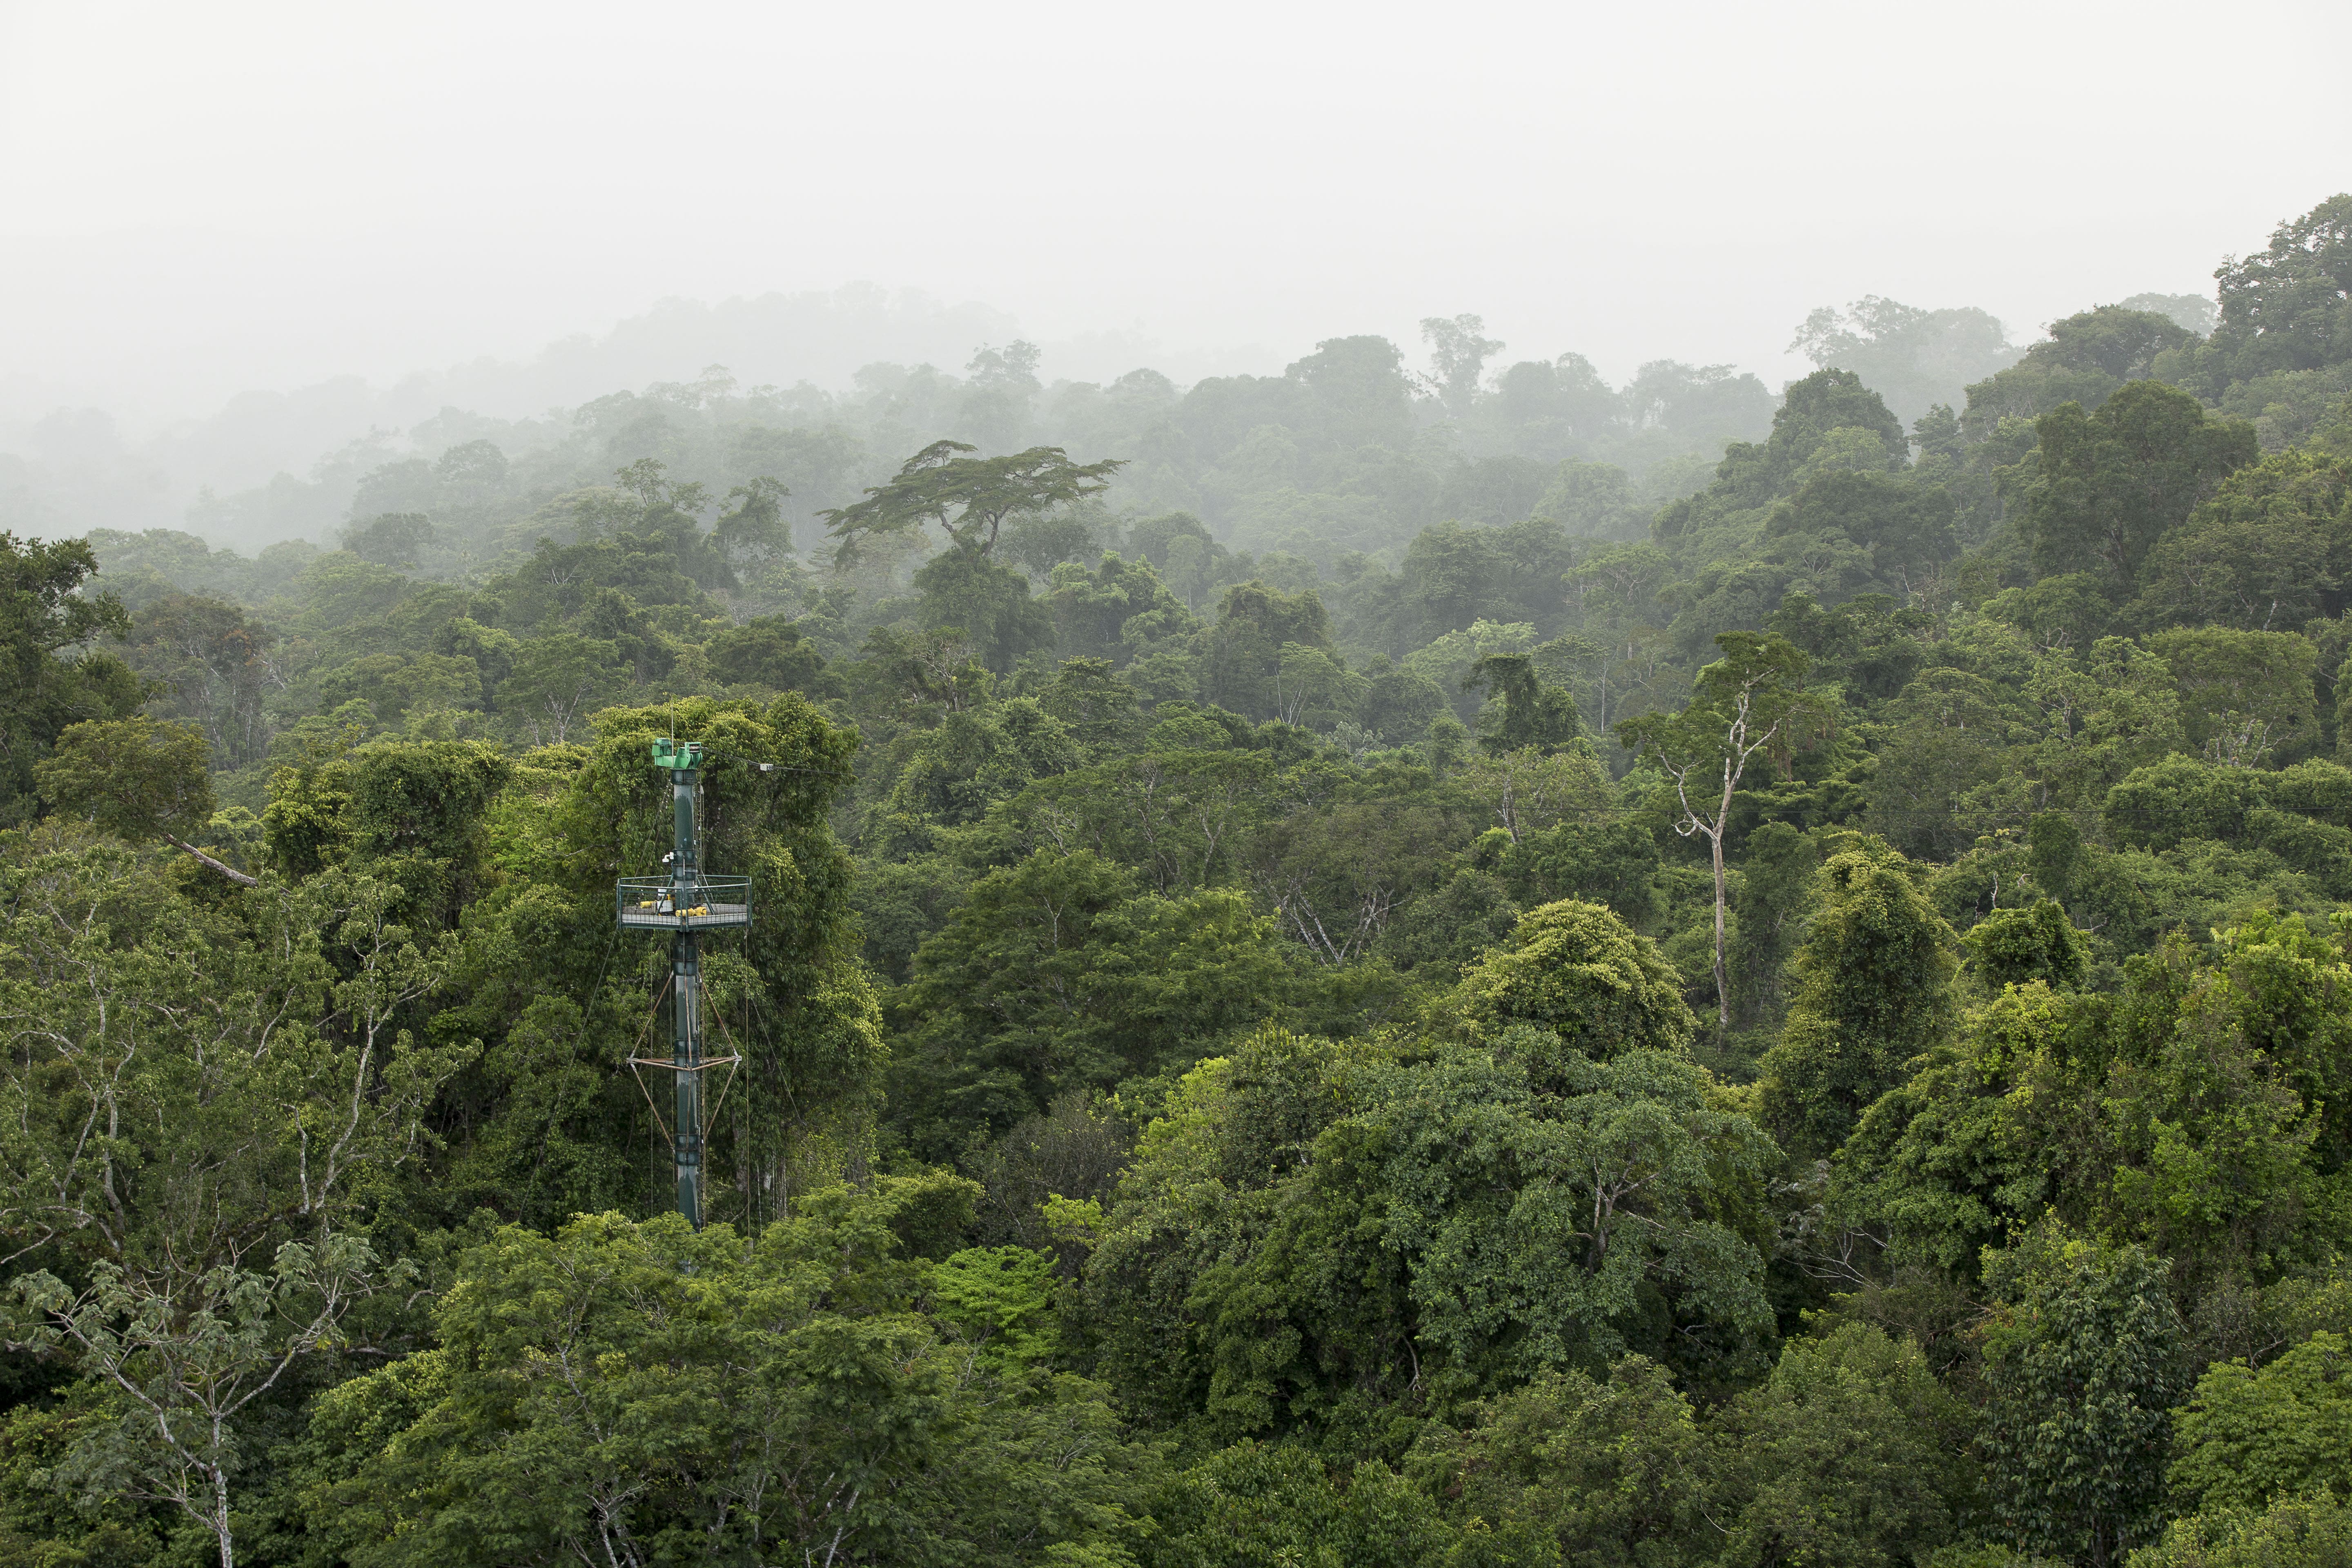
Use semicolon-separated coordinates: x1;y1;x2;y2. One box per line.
4;0;2348;424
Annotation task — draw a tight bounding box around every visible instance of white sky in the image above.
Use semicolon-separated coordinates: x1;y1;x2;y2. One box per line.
3;0;2348;424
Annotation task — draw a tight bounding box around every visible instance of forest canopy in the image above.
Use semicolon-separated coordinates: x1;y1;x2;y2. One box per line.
4;194;2352;1568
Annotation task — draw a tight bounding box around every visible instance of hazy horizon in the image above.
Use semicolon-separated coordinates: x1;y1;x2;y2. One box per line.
10;1;2349;406
5;0;2349;539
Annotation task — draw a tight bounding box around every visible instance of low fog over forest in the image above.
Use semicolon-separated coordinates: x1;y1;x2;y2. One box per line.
4;166;2352;1568
0;267;2232;561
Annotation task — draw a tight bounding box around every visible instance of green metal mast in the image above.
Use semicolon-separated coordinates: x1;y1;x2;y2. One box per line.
618;739;751;1228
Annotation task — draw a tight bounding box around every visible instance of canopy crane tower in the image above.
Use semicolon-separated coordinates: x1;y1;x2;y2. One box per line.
617;739;751;1228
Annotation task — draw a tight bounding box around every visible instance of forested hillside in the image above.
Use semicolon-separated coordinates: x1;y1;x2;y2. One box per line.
2;194;2350;1568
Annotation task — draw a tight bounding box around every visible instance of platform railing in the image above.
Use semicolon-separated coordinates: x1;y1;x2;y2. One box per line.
616;875;753;929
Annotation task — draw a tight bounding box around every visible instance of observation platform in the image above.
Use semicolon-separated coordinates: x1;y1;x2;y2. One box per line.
616;876;752;930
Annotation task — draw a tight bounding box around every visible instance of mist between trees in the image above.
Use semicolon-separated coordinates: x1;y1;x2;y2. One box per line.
0;195;2348;1568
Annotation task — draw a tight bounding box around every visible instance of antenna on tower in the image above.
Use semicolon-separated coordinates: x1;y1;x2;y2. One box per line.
617;738;751;1228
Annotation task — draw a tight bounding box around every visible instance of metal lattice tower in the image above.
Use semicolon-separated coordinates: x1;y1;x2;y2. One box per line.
617;739;751;1227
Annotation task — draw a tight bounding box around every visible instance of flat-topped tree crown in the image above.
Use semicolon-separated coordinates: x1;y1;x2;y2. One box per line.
820;439;1124;566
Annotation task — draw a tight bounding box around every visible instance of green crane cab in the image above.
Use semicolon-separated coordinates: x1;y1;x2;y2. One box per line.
651;738;704;772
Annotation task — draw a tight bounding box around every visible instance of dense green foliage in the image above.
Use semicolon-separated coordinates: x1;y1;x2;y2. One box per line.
4;196;2352;1566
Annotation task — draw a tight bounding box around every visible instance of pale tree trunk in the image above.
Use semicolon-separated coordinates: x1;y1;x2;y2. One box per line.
1709;828;1730;1029
1711;762;1734;1029
207;1456;234;1568
1640;667;1809;1038
168;837;258;887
